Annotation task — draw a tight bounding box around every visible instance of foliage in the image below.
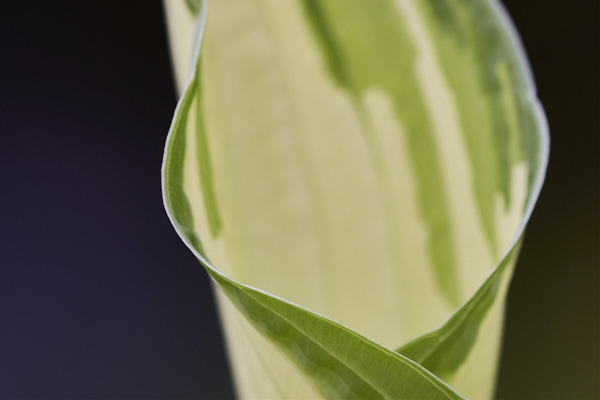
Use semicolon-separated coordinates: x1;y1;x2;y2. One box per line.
162;0;548;398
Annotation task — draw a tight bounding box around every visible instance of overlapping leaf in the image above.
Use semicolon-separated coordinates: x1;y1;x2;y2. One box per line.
162;0;548;398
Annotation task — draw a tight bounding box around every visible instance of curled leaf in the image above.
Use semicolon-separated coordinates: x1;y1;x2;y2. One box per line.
162;0;548;398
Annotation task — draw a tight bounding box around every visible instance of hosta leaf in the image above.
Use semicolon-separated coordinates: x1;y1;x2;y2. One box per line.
162;0;548;398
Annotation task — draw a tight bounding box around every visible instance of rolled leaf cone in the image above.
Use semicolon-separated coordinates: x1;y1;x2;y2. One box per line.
162;0;549;398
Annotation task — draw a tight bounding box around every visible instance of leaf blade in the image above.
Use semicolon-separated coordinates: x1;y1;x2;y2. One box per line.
162;0;549;398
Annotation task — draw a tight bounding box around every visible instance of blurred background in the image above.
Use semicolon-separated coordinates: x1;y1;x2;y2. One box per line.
0;1;597;398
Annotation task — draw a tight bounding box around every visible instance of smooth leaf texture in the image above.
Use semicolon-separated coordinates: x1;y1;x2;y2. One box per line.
162;0;548;398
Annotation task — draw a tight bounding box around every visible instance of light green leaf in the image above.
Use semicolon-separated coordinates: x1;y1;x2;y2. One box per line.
162;0;548;398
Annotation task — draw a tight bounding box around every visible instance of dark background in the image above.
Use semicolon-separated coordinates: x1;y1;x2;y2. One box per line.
0;1;597;399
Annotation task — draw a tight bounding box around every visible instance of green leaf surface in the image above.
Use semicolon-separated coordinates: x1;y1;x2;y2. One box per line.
162;0;548;398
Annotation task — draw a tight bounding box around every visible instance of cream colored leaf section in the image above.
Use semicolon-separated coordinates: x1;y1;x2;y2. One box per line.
199;0;452;349
163;0;197;94
396;0;494;295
